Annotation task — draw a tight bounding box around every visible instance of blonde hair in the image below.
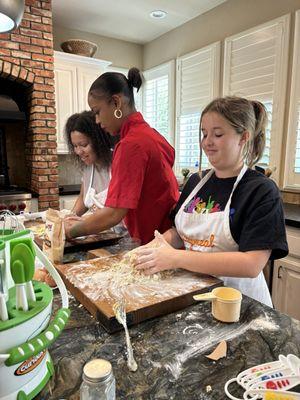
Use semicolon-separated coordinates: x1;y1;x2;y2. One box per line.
200;96;268;167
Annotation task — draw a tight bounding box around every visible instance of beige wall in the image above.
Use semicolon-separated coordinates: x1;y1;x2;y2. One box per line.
143;0;300;69
53;25;143;70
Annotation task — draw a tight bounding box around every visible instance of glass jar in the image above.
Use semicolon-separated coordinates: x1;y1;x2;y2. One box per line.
80;359;116;400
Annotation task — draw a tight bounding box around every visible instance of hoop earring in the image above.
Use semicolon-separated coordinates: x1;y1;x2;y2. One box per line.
114;109;122;119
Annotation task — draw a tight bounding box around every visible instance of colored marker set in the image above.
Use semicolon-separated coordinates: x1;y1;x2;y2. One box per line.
225;354;300;399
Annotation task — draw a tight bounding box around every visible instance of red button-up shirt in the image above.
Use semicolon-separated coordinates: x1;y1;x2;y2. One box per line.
105;112;179;244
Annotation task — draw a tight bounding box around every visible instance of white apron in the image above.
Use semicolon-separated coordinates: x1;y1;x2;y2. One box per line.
175;166;273;307
84;164;109;212
84;165;126;234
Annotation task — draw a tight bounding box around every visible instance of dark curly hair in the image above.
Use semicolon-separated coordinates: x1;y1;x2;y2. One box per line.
64;111;119;169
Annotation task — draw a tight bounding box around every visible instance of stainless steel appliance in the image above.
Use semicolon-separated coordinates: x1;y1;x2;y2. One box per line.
0;191;31;213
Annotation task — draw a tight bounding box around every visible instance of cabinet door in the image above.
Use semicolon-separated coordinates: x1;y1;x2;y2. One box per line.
77;66;104;112
272;257;300;319
54;63;78;153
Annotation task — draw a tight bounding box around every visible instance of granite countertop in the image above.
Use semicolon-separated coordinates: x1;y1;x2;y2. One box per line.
37;295;300;400
59;184;81;196
36;248;300;399
283;203;300;228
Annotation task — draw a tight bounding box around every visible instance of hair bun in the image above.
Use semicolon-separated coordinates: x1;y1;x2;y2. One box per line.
127;67;142;92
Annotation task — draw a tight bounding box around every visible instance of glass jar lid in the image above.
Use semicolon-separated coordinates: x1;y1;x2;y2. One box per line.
83;359;112;383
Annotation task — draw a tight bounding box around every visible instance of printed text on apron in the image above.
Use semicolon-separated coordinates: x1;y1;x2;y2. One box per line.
175;165;272;306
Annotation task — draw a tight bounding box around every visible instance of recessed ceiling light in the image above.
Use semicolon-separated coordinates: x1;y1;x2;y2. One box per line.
150;10;167;19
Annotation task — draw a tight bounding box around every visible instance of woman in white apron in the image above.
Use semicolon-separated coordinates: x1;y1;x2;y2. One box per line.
135;97;288;306
64;111;118;217
64;68;179;244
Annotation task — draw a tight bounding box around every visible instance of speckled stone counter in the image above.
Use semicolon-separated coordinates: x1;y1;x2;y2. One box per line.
37;288;300;400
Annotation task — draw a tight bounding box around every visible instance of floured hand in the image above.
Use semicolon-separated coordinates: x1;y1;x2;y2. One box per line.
134;231;176;275
123;230;161;262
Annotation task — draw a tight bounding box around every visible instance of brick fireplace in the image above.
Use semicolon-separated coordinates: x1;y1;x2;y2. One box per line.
0;0;58;210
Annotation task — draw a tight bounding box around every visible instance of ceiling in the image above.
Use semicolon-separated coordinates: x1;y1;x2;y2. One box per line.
52;0;227;44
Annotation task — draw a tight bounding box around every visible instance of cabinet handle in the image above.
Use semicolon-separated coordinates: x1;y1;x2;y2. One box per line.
277;265;283;278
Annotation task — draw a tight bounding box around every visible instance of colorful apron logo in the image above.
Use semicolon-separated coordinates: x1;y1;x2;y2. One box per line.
184;195;221;214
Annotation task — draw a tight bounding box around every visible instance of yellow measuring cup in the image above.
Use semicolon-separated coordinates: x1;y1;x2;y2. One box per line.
194;287;242;323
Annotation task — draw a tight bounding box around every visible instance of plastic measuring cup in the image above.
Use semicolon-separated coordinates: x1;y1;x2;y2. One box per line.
194;287;242;323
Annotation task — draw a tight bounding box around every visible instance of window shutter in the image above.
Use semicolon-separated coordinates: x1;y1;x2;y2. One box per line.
296;108;300;174
143;61;175;144
284;10;300;189
223;14;290;183
175;42;220;172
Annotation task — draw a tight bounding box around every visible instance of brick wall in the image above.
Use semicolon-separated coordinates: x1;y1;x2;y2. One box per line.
0;0;58;210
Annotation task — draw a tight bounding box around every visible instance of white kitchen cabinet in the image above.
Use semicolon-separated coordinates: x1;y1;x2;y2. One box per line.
272;226;300;320
54;62;77;153
77;67;101;112
273;257;300;319
54;51;111;154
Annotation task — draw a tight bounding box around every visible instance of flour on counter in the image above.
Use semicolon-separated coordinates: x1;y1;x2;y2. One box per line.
164;312;279;380
183;324;203;335
249;314;279;331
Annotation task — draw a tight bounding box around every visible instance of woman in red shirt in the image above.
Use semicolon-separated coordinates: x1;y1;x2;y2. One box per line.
65;68;179;244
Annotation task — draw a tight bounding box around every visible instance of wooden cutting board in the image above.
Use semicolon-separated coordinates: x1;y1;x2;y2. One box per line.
87;248;112;259
55;254;223;333
24;220;124;253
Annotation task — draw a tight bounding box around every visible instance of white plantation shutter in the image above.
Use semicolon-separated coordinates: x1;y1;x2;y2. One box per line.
176;42;220;172
223;14;290;183
284;10;300;189
106;66;142;111
143;61;175;143
296;109;300;175
133;88;142;112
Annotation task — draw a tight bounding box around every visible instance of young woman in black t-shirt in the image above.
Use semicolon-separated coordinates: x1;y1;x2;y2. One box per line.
134;96;288;306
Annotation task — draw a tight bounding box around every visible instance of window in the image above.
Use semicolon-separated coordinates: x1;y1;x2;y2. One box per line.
284;10;300;189
142;61;175;144
223;14;290;183
106;65;143;111
175;42;220;173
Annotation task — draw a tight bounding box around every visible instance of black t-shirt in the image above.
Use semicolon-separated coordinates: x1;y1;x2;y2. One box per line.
171;169;288;260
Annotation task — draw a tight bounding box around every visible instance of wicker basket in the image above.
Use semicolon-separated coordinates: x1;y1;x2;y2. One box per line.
60;39;98;57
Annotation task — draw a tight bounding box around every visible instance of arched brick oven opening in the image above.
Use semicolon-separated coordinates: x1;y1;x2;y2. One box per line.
0;0;58;211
